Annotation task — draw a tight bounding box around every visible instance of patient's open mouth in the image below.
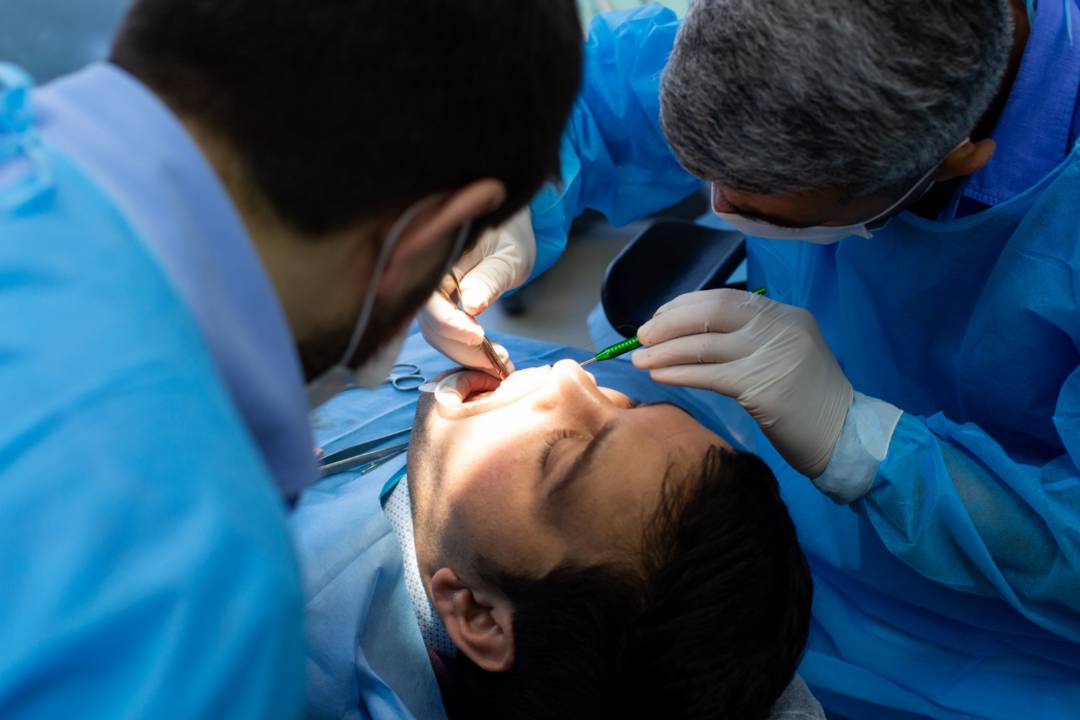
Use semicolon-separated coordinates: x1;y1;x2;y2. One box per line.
465;388;495;403
434;366;552;416
434;370;500;407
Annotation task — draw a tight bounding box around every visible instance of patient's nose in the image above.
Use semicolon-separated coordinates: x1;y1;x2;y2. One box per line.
551;359;600;387
543;360;611;410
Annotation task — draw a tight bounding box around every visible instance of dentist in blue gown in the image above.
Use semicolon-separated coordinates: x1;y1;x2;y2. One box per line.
421;1;1080;717
0;0;582;715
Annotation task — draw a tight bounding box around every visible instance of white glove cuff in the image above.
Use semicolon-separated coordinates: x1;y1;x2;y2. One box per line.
813;392;902;504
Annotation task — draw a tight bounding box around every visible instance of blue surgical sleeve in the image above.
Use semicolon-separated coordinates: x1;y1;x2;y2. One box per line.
855;365;1080;641
0;378;305;718
529;4;703;280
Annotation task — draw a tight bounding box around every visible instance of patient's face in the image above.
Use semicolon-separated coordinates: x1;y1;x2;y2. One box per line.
408;360;728;576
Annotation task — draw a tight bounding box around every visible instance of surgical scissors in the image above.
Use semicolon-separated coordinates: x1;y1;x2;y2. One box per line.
318;426;412;477
387;363;426;391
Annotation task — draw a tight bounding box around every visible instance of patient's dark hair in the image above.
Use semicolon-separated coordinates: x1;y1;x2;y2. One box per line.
110;0;582;236
445;447;813;720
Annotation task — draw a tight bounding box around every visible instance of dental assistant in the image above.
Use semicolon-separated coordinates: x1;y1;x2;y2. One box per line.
0;0;582;715
425;1;1080;717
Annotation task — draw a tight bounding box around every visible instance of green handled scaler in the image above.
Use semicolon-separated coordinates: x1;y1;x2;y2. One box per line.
580;287;766;368
579;337;641;367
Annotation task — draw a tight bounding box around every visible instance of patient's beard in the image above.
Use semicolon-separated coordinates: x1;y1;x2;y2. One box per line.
407;395;480;578
406;394;442;571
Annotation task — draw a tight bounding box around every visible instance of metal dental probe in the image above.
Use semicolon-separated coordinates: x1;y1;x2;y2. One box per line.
445;272;511;380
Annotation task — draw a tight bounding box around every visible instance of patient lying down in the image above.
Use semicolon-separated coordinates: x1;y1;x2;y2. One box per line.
402;360;814;719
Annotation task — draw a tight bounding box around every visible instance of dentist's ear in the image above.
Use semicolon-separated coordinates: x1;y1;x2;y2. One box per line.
431;567;515;672
376;179;507;299
934;138;996;182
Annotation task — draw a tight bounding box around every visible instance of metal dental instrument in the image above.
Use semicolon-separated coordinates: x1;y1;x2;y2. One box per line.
319;441;410;477
318;426;412;476
581;287;767;368
444;272;511;380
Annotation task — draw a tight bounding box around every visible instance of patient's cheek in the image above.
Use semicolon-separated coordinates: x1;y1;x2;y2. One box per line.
462;465;538;540
466;473;565;573
448;436;527;494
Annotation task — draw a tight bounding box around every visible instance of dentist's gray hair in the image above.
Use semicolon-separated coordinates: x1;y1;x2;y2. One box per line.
660;0;1013;198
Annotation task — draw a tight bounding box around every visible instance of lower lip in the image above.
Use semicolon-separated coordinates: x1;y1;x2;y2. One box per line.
434;366;552;416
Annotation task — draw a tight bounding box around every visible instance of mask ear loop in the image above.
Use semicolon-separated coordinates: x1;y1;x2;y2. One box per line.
337;196;473;368
862;137;972;227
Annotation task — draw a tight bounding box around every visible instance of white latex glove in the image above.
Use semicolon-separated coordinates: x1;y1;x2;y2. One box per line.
419;207;535;373
632;289;854;478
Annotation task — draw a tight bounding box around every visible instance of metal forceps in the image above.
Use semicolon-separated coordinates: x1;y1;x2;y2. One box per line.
442;272;511;379
318;426;412;477
387;363;426;391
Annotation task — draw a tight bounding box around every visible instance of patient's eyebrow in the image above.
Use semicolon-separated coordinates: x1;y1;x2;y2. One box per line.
549;420;619;498
548;403;683;499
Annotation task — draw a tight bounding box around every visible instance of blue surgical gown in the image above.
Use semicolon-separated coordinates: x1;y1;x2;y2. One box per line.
530;5;1080;718
0;68;303;716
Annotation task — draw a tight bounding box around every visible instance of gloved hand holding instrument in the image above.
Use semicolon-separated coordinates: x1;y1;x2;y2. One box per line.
631;288;854;479
419;207;534;375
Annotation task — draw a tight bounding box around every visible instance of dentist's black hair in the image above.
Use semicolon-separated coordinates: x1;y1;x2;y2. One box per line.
445;447;814;720
110;0;582;237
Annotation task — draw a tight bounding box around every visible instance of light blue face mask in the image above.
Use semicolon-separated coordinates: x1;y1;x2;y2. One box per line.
306;200;470;408
712;140;968;244
712;166;936;244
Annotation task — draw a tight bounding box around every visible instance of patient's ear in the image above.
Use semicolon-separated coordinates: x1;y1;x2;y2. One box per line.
431;567;515;672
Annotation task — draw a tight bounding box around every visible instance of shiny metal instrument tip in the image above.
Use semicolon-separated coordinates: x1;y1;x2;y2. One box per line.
446;273;511;380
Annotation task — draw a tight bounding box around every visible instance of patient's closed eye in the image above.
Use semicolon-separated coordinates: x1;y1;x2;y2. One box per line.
539;430;585;474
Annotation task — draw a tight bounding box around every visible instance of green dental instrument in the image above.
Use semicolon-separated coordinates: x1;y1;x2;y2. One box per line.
580;287;766;368
580;337;641;367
